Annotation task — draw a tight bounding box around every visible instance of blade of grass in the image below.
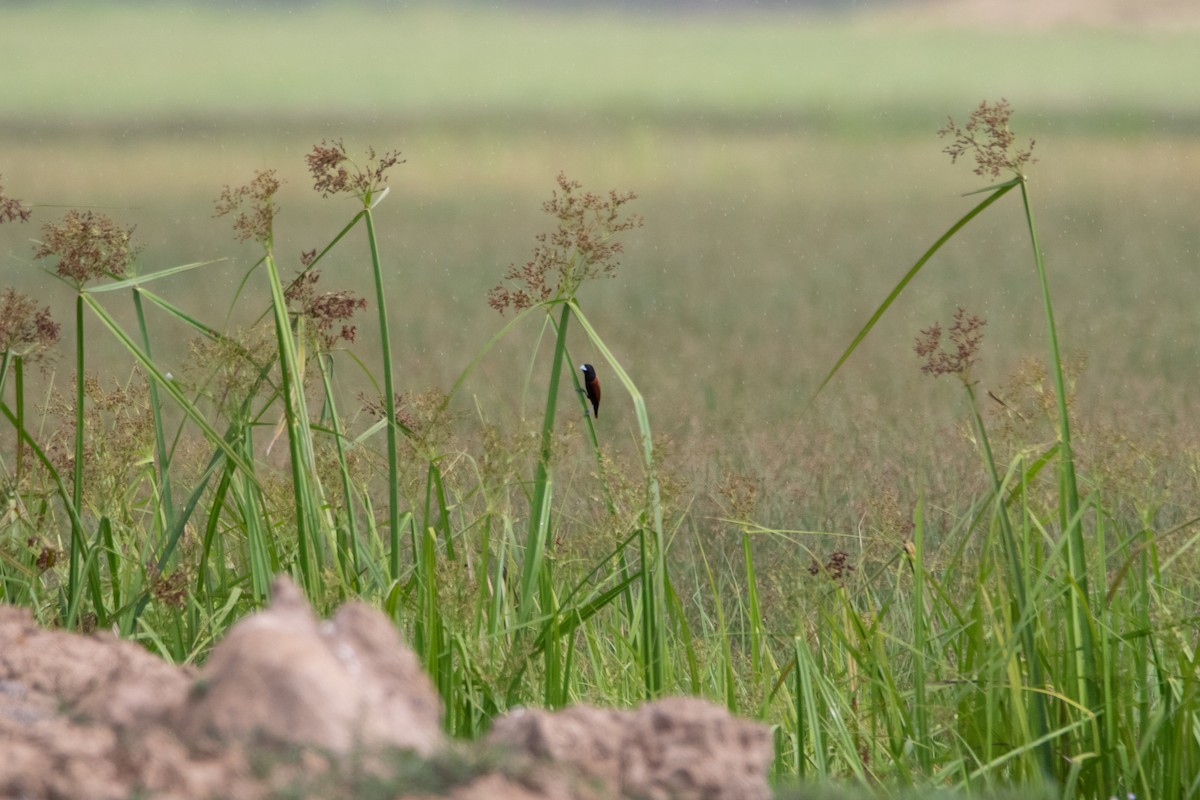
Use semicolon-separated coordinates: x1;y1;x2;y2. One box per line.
813;178;1018;399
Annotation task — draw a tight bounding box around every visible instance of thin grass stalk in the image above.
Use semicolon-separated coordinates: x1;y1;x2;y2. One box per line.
540;566;564;708
569;301;667;695
316;352;361;590
911;494;932;774
1019;178;1108;794
132;288;175;533
792;647;807;779
663;572;701;694
240;432;273;601
962;379;1054;780
263;249;329;593
637;526;660;698
424;462;456;561
98;516;120;615
195;458;234;605
362;209;403;582
70;293;85;613
742;532;764;678
698;541;737;709
14;356;26;486
563;345;637;625
2;401;92;627
517;303;571;626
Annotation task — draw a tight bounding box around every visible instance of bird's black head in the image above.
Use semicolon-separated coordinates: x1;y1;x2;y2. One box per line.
580;363;596;381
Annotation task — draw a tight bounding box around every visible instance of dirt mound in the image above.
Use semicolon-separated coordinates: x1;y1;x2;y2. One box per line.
0;577;773;799
490;698;773;800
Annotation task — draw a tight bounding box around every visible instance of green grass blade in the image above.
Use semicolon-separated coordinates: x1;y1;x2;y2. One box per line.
83;259;225;293
80;294;258;479
517;303;571;626
813;178;1018;399
361;209;403;583
131;288;175;536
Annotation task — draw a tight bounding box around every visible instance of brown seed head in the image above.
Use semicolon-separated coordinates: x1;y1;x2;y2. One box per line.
306;139;403;200
489;172;642;314
807;550;855;583
0;288;60;361
915;307;987;380
34;210;138;285
0;176;32;224
214;169;282;244
284;269;368;350
938;99;1036;179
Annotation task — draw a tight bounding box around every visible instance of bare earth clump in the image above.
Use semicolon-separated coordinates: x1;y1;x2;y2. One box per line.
0;577;773;800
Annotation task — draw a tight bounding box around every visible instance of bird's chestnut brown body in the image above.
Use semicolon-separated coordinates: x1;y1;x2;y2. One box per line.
580;363;601;418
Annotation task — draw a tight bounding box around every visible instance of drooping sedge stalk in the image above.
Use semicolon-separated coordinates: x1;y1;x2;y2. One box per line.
1018;175;1109;794
362;203;404;583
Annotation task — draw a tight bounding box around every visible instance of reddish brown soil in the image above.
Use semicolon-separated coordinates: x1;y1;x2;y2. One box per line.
0;578;772;799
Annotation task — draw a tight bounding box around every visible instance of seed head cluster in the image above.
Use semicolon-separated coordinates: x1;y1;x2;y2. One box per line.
914;307;987;380
150;567;189;609
44;373;154;511
938;99;1036;179
0;288;60;362
214;169;282;244
34;543;62;573
34;210;138;285
358;391;417;431
284;269;368;350
808;550;855;583
306;139;403;200
0;176;32;224
489;172;642;314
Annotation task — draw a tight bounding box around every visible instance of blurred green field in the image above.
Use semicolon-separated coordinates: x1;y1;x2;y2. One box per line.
4;3;1200;127
2;2;1199;531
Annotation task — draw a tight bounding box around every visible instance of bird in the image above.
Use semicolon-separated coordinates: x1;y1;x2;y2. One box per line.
580;363;601;418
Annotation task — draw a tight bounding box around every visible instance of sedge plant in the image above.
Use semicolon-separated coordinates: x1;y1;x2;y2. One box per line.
485;173;672;700
806;99;1197;798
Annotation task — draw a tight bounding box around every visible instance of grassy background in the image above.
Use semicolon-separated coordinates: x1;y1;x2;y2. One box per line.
4;0;1199;566
3;0;1198;584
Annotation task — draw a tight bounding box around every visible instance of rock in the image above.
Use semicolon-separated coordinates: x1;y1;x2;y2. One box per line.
0;604;192;728
177;575;444;756
0;605;187;800
489;695;774;800
0;577;774;799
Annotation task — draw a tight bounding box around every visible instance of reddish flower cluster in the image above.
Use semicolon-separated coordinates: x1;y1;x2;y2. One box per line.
33;210;138;286
808;550;855;583
214;169;282;244
150;567;189;609
0;288;60;361
0;176;32;224
915;307;987;379
938;99;1036;179
305;139;403;200
284;269;368;350
489;173;642;314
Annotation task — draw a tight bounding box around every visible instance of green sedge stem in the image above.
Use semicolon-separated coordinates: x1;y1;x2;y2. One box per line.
364;208;402;583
